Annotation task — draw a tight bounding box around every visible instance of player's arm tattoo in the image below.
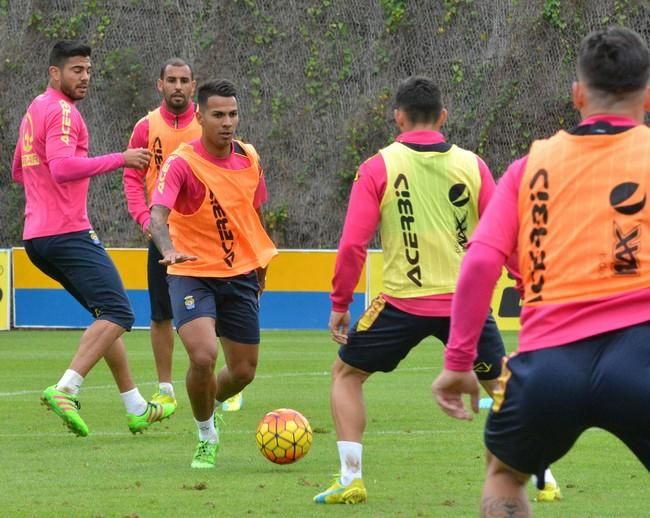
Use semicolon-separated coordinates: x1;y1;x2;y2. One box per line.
480;496;530;517
150;204;174;255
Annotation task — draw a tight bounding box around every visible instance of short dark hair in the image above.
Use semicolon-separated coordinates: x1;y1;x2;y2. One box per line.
577;26;649;95
197;79;237;110
394;76;443;124
49;40;91;68
160;57;194;79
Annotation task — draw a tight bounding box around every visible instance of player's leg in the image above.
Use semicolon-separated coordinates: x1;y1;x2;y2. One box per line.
215;337;257;402
168;274;221;467
147;242;176;405
177;315;220;468
212;272;261;411
101;337;175;433
591;322;650;475
483;345;587;513
315;297;430;504
25;232;134;436
474;314;561;502
482;451;531;517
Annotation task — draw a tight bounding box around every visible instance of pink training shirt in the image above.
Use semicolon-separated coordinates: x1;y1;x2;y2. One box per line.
12;87;125;240
331;130;496;316
151;139;268;214
123;102;198;232
445;114;650;372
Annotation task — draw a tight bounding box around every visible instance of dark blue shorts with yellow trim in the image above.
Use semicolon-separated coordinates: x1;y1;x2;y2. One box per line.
147;241;173;322
24;229;134;331
339;296;504;379
485;322;650;486
167;272;260;344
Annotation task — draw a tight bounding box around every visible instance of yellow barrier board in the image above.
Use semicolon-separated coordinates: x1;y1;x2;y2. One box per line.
0;250;10;330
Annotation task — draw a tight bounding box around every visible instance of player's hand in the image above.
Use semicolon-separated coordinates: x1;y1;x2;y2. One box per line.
158;250;198;265
432;368;480;421
123;148;151;170
142;222;152;240
328;310;351;345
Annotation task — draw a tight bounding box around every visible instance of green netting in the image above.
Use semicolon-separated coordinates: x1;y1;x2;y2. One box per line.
1;0;648;247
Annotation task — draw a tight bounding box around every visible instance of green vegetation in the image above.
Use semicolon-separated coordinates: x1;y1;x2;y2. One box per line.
0;329;646;517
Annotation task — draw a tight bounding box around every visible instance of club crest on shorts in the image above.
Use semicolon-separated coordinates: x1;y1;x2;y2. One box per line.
184;295;195;310
88;230;101;245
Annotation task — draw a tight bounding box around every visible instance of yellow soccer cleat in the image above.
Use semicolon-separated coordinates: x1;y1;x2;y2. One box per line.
150;391;177;409
314;477;367;504
535;482;562;502
222;392;243;412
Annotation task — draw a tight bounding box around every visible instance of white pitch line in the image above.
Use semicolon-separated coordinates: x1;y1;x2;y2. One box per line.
0;428;462;438
0;367;434;398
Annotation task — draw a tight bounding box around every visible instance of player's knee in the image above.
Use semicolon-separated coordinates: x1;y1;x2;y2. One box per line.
189;349;217;373
230;363;256;386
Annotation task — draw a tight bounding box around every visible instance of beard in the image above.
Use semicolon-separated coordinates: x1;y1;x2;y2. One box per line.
61;82;87;101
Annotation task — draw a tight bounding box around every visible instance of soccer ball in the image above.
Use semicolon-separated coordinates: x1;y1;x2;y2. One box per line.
255;408;313;464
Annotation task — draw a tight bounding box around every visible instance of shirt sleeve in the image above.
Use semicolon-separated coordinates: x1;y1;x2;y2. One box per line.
330;155;386;312
12;143;23;184
444;243;508;371
150;154;189;211
123;118;150;231
45;102;125;183
444;158;526;371
476;155;496;216
253;170;269;209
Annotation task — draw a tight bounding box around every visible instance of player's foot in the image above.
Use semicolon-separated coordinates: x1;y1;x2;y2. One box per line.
191;440;219;468
150;390;177;410
535;482;562;502
314;477;367;504
222;392;243;412
127;401;175;434
41;385;89;437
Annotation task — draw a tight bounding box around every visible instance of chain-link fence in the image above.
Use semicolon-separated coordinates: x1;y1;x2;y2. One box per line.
1;0;648;248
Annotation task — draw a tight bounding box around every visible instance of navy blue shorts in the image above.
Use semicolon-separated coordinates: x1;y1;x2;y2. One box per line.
24;230;134;331
167;272;260;344
147;241;173;322
485;322;650;485
339;296;504;379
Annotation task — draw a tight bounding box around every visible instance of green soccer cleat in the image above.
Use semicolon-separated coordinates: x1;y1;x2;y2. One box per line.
127;401;175;434
150;391;177;409
535;482;562;502
191;440;219;468
41;385;89;437
222;392;243;412
314;477;367;504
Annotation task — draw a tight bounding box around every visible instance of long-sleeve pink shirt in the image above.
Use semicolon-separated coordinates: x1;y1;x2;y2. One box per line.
151;139;268;213
12;87;125;239
123;102;198;232
445;114;650;372
331;130;496;315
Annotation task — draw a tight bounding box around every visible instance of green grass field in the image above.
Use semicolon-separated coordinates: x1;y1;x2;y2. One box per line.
0;329;647;517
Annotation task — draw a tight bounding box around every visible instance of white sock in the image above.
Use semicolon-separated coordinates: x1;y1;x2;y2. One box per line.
337;441;362;486
544;468;557;486
195;415;218;443
532;468;557;488
56;369;84;395
158;382;174;397
120;388;148;415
